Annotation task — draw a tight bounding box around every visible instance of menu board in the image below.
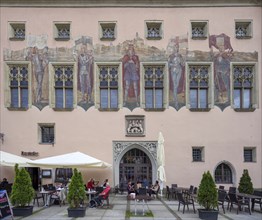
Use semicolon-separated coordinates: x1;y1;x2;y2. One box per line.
0;190;13;219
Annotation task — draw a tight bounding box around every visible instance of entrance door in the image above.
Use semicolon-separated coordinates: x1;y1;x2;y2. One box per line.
119;148;152;190
26;167;40;190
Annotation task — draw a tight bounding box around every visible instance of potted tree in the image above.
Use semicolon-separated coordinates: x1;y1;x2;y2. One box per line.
10;164;35;217
67;168;86;217
197;171;218;220
238;169;254;194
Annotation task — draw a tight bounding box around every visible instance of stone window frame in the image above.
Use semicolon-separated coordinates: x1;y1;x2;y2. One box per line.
140;62;168;111
4;61;32;110
190;20;208;40
49;62;77;111
235;19;253;39
145;20;163;40
53;21;71;41
125;115;145;137
94;62;123;110
230;62;258;112
8;21;26;41
243;147;256;163
192;146;205;162
38;123;55;145
99;21;117;41
185;62;214;111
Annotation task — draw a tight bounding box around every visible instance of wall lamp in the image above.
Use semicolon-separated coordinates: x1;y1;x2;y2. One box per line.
0;133;4;144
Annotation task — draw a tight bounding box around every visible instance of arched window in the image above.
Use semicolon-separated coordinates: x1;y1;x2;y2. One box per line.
215;163;232;183
55;168;73;183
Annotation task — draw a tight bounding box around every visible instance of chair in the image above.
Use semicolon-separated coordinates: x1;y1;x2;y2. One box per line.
33;191;45;207
219;185;225;190
217;190;227;214
252;190;262;211
177;192;196;214
166;186;171;200
171;184;177;199
228;193;251;215
98;186;111;207
138;187;147;196
226;187;237;209
50;188;66;206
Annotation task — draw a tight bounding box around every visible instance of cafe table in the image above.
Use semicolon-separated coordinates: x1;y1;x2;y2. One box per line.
86;190;97;202
39;190;55;207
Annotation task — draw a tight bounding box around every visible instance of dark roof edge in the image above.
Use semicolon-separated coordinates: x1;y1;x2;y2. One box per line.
0;0;261;8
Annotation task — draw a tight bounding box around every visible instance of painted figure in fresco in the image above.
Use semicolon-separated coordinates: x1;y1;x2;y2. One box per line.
122;44;140;105
78;45;93;102
27;46;48;103
209;34;233;103
168;43;185;108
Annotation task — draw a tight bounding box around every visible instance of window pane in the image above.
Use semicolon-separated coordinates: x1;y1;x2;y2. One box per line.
110;89;118;108
55;89;63;108
234;89;241;108
145;89;153;108
100;89;108;108
41;126;54;143
155;89;163;108
243;89;251;108
200;89;207;108
21;88;28;108
192;148;202;161
190;89;197;108
11;88;19;107
244;149;253;162
65;89;73;108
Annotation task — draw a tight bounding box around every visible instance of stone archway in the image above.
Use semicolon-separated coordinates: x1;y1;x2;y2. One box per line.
113;141;157;187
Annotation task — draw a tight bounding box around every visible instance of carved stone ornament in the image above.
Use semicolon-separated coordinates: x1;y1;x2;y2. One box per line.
125;115;145;136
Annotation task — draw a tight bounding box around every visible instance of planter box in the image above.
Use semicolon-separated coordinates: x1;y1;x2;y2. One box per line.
198;209;218;220
67;207;86;217
12;206;34;217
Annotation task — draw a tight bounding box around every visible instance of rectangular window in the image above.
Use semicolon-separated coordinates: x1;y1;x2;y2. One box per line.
192;147;204;162
233;65;255;110
235;20;252;39
99;22;117;41
9;22;26;40
191;21;208;39
145;21;163;40
188;65;210;110
144;65;164;109
244;147;256;162
8;64;29;108
54;22;71;41
54;65;74;109
98;65;119;109
39;124;55;144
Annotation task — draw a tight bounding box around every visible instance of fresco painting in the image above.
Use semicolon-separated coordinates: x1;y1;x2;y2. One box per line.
3;33;257;111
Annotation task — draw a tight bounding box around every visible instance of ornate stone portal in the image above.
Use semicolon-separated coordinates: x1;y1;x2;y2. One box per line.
113;141;157;186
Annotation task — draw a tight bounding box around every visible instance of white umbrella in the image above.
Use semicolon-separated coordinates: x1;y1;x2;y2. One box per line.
157;132;166;197
0;150;33;167
28;151;111;168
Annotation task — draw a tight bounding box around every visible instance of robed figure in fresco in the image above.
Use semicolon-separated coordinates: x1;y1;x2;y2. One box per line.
122;44;140;107
209;33;233;107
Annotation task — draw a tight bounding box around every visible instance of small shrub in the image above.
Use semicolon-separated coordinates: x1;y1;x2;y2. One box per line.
238;169;254;194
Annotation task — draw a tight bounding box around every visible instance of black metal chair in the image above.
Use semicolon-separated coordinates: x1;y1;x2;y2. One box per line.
219;185;225;190
177;192;196;214
217;190;227;214
228;193;251;215
33;191;45;207
252;190;262;211
226;187;237;209
166;185;171;200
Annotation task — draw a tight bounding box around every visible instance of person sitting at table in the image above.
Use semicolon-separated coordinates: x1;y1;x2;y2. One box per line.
0;178;9;189
127;181;135;195
102;179;110;188
148;180;160;197
86;178;95;190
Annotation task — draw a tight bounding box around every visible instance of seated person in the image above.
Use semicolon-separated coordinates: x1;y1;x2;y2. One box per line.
148;180;160;197
127;181;135;195
102;179;110;188
86;178;95;190
0;178;9;189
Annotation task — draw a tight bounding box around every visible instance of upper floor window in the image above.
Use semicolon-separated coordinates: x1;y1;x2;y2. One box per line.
145;21;163;40
54;22;71;41
192;147;204;162
143;64;167;110
191;21;208;39
99;22;116;41
235;20;252;39
244;147;256;162
6;63;31;109
9;22;26;40
215;163;232;184
38;123;55;144
98;65;119;110
50;63;76;110
187;63;213;111
232;64;256;111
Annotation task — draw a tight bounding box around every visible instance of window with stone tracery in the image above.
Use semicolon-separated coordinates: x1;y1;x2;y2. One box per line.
187;63;213;110
191;21;208;39
235;20;252;39
98;65;119;109
99;22;116;41
6;62;31;109
54;22;71;40
145;21;163;40
9;22;26;40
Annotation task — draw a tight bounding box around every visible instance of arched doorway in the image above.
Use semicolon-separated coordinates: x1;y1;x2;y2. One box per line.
119;148;152;189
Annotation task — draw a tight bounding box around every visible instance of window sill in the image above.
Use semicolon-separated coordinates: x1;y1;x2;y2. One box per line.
189;108;211;112
54;37;70;41
192;160;205;162
234;108;256;112
98;108;119;112
191;36;207;40
144;108;165;112
39;142;55;145
236;36;252;39
7;107;28;111
244;161;256;163
53;108;74;112
9;37;25;41
146;37;162;40
100;37;115;41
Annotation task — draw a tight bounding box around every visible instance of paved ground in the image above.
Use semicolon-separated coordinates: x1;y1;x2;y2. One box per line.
9;193;262;220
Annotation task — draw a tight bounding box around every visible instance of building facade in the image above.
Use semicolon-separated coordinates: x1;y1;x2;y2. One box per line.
0;0;261;190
